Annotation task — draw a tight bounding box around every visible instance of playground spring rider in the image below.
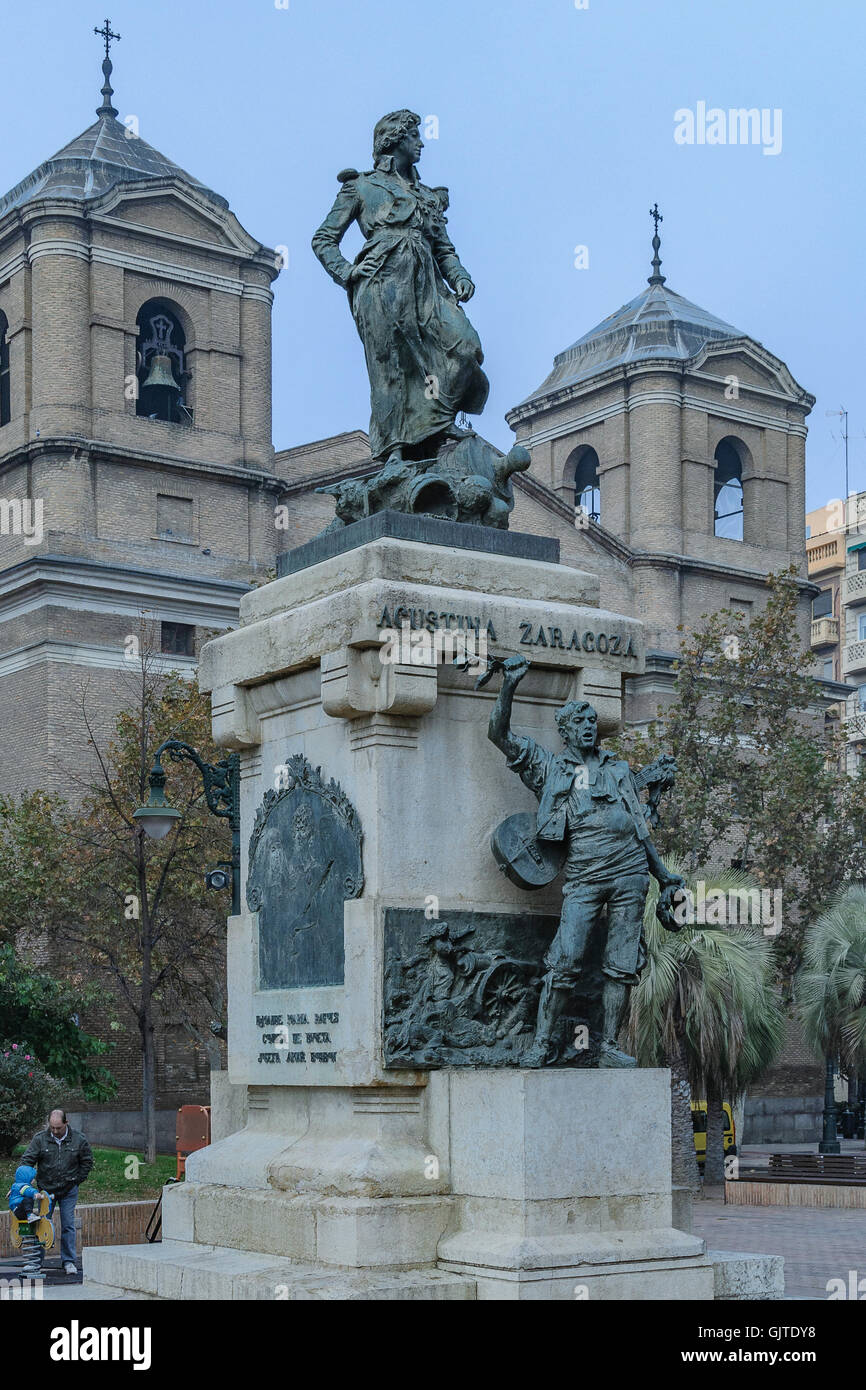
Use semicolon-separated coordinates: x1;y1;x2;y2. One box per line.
9;1188;55;1274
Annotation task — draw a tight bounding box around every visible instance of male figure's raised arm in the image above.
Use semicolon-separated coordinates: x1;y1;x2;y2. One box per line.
487;655;530;760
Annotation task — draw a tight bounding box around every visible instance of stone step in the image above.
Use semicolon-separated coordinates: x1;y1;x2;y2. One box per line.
84;1241;782;1302
84;1242;475;1301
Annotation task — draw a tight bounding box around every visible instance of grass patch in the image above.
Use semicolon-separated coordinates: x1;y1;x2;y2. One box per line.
2;1145;176;1203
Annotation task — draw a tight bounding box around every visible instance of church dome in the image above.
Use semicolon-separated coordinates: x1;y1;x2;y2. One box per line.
0;31;225;222
0;114;226;220
515;209;749;410
518;280;744;407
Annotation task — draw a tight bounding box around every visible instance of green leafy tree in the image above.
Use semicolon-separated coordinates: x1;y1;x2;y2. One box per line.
60;633;230;1162
798;885;866;1083
0;791;79;946
613;569;866;987
0;944;115;1101
627;865;783;1187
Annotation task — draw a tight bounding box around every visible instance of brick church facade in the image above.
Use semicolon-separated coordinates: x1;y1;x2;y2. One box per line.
0;59;824;1141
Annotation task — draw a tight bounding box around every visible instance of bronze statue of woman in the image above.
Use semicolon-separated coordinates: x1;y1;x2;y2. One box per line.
312;109;489;466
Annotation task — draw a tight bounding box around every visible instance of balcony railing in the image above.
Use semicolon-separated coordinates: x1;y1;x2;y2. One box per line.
811;616;839;647
807;537;842;574
843;639;866;675
845;711;866;743
844;570;866;605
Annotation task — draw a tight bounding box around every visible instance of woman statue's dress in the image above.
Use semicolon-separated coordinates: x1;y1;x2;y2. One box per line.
312;156;489;462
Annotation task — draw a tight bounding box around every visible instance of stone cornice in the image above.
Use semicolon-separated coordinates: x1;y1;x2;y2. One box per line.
93;243;273;301
93;211;260;264
0;435;283;492
0;638;198;679
630;548;818;594
87;178;278;276
0;177;278;276
0;553;249;625
0;248;28;281
515;472;815;594
511;386;810;448
507;344;813;435
689;336;815;408
28;238;91;263
0;231;273;302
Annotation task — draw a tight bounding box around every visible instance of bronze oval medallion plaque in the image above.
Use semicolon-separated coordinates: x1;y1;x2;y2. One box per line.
247;754;363;990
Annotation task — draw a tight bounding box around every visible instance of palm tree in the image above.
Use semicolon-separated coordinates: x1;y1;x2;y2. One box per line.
798;885;866;1145
627;865;784;1188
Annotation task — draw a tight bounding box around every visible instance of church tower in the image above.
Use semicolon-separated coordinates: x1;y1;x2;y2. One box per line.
0;32;281;793
505;209;815;695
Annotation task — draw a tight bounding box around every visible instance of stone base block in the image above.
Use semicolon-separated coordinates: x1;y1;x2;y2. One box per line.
428;1069;727;1300
84;1242;474;1301
437;1225;714;1301
439;1068;674;1210
708;1250;785;1300
438;1226;706;1269
163;1181;453;1267
439;1256;716;1302
316;1195;453;1267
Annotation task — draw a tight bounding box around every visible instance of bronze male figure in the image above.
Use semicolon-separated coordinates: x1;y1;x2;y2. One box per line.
488;655;684;1067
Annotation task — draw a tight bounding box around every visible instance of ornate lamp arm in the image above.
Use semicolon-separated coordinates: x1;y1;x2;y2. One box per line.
148;739;241;914
153;739;240;830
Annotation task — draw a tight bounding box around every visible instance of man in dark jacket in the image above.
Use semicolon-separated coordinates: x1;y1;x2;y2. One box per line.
21;1109;93;1273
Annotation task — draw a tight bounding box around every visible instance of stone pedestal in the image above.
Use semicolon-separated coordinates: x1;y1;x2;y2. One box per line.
435;1070;712;1300
84;533;781;1300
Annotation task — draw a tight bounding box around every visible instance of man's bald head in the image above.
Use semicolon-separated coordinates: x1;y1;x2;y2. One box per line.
49;1108;67;1137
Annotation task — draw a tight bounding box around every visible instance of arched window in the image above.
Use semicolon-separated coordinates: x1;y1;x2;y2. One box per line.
0;311;10;427
713;438;744;540
135;302;190;424
573;446;601;523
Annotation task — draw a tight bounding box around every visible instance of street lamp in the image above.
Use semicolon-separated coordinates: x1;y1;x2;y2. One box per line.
818;1052;842;1156
133;739;241;915
824;407;849;526
131;758;181;840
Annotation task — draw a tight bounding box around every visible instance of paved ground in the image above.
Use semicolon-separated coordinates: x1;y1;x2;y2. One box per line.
693;1190;866;1300
39;1281;135;1301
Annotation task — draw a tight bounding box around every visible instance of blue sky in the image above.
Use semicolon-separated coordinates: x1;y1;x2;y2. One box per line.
2;0;862;513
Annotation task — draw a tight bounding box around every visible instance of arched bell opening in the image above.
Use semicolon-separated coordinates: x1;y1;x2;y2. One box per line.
0;311;10;427
566;444;601;524
135;301;191;424
713;437;747;541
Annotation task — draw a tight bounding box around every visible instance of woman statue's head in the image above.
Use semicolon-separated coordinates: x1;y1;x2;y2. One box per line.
373;109;422;163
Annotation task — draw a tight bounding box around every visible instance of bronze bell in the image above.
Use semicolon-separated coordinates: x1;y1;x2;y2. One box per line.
141;353;180;395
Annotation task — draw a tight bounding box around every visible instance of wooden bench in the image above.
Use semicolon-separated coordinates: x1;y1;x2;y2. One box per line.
742;1153;866;1186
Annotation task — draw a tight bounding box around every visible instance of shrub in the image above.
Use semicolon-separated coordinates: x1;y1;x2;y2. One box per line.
0;1044;55;1156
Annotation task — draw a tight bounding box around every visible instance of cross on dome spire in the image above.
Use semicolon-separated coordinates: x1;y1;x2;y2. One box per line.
648;202;666;286
94;18;121;119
